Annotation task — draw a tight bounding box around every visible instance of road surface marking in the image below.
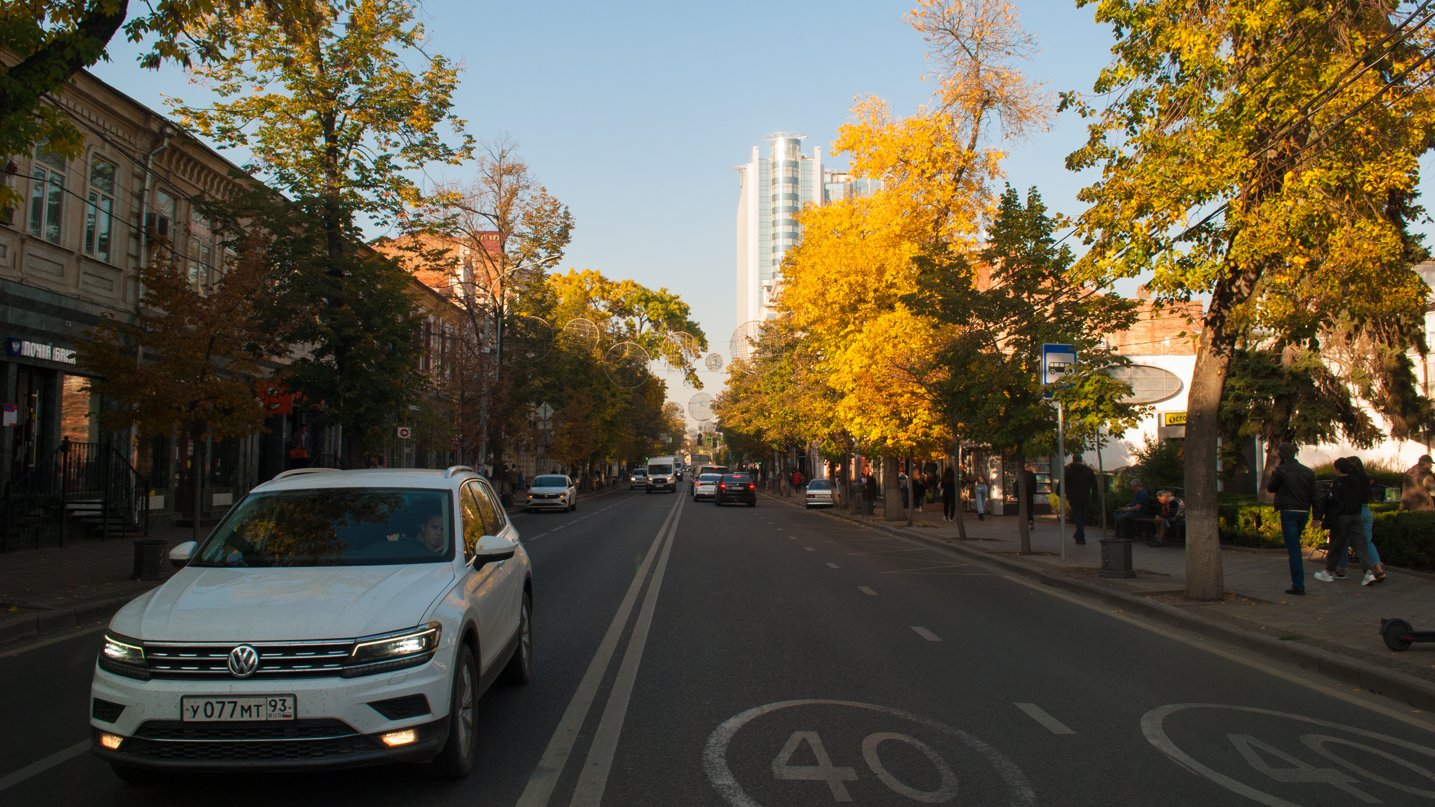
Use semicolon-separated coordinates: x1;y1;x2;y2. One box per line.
0;740;89;792
568;493;686;807
911;627;941;642
805;547;815;552
789;536;796;540
0;623;107;659
515;496;682;807
859;586;877;595
826;563;840;569
1015;703;1075;734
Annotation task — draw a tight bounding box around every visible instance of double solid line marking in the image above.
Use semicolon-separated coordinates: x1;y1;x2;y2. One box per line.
517;493;686;807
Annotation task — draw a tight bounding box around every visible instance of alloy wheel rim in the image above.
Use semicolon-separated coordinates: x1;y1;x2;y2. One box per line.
521;601;532;665
458;659;475;755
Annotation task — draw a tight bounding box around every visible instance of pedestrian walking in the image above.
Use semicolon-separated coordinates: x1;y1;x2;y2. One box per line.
940;467;957;521
1267;443;1317;595
911;471;926;513
1402;454;1435;511
1337;456;1383;575
1314;457;1386;585
974;478;988;521
286;424;312;470
864;470;877;513
1064;454;1097;545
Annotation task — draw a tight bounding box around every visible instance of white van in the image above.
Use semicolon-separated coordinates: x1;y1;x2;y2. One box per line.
646;457;679;494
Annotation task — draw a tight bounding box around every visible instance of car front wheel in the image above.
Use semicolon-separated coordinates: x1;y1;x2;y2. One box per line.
500;591;533;684
432;642;478;778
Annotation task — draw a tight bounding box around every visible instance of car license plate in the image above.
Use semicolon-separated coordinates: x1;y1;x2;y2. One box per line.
181;695;296;722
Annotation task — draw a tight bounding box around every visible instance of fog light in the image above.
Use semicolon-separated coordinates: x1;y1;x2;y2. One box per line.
381;729;417;747
99;733;124;750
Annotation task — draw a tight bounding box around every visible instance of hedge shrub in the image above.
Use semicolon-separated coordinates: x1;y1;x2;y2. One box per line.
1214;503;1435;570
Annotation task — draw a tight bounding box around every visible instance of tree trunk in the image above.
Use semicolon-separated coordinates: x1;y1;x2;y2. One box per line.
952;438;968;540
1015;445;1030;554
883;455;903;521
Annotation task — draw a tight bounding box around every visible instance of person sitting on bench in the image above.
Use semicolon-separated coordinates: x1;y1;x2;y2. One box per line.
1150;490;1185;547
1115;479;1149;540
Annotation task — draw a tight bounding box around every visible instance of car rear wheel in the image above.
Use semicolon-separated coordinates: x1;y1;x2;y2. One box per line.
110;763;161;784
500;591;533;684
747;500;756;507
432;642;478;778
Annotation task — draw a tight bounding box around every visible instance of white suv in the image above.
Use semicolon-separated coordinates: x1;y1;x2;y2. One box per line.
89;467;532;781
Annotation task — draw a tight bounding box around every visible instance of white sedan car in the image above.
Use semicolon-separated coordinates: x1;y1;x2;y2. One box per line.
526;474;577;512
692;473;722;501
804;478;837;509
90;467;532;782
629;470;648;490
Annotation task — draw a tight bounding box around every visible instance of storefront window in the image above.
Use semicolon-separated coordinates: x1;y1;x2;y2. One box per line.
60;374;93;444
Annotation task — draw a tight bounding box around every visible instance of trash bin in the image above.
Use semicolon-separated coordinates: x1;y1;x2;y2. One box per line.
1099;538;1135;579
132;539;168;581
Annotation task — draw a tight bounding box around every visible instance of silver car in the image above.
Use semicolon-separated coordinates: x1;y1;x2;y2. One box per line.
692;473;722;501
629;469;648;489
526;475;577;512
804;478;836;509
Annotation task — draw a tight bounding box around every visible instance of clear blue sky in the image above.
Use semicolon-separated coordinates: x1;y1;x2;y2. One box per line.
91;0;1435;424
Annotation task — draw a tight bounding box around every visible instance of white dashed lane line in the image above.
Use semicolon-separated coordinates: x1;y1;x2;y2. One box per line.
826;563;839;569
804;547;815;552
859;586;877;596
1015;703;1075;734
911;627;941;642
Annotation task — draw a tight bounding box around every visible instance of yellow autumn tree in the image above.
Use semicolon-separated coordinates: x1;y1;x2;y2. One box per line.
777;0;1046;516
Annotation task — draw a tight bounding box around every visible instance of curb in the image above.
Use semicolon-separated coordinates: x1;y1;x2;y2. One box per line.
0;594;138;650
763;492;1435;712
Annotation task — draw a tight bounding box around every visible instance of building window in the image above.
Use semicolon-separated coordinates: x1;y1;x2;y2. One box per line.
85;157;116;263
189;210;213;288
29;148;64;244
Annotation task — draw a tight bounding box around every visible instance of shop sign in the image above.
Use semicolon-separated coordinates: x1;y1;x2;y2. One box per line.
2;403;15;427
1163;412;1187;426
7;338;77;365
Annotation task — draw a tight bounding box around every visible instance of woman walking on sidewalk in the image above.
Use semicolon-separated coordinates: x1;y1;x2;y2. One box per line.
1315;458;1386;585
1336;456;1383;576
941;467;957;521
974;477;988;521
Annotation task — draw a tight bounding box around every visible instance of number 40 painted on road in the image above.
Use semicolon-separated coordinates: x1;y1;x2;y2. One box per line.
772;730;959;803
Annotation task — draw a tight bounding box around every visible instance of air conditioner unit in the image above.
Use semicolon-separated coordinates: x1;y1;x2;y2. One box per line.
144;213;170;240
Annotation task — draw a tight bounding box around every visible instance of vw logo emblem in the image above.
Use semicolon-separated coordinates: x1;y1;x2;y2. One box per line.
227;645;259;678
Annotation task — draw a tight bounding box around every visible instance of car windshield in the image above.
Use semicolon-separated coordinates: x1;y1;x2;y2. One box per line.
807;480;831;490
725;475;751;484
192;488;453;567
533;476;568;488
699;474;721;483
648;464;672;475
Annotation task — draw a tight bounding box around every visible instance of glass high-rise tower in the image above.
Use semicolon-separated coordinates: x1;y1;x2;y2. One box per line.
734;133;880;324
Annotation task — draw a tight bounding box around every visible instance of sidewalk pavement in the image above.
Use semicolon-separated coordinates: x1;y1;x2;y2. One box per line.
769;487;1435;693
0;480;630;648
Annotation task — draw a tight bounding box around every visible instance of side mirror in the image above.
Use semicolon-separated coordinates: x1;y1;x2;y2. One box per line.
169;541;198;569
469;534;516;568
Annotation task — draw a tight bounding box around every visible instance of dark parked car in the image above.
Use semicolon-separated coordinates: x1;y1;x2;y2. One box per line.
715;473;757;507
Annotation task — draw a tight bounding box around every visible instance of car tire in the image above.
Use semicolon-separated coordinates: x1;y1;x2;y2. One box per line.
432;642;478;779
110;763;162;785
571;500;577;512
499;590;533;685
747;500;756;508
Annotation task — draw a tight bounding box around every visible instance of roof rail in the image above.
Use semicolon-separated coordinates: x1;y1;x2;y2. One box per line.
445;465;476;478
272;468;342;481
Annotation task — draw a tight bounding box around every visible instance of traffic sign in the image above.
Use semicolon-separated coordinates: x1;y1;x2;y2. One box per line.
396;426;412;439
1041;343;1077;387
536;402;554;420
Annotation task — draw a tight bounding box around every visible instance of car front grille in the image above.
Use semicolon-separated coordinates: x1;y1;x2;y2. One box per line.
146;641;354;679
120;720;377;762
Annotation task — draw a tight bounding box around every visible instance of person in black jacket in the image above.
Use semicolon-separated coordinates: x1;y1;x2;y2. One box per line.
1314;457;1386;585
1266;442;1316;595
1064;454;1098;545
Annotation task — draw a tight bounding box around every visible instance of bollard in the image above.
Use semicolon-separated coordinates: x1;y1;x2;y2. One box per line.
1099;537;1136;578
132;539;169;581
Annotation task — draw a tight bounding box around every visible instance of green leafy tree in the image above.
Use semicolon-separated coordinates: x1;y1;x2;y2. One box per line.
907;186;1143;552
78;238;288;542
170;0;470;466
0;0;300;186
1064;0;1435;598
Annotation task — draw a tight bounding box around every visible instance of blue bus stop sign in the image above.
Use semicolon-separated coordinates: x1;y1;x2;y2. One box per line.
1042;343;1078;392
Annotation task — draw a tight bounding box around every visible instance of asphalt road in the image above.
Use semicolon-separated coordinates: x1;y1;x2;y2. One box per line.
6;485;1435;806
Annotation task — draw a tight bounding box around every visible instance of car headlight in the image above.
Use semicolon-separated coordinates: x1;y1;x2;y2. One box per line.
343;623;442;677
98;634;151;680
